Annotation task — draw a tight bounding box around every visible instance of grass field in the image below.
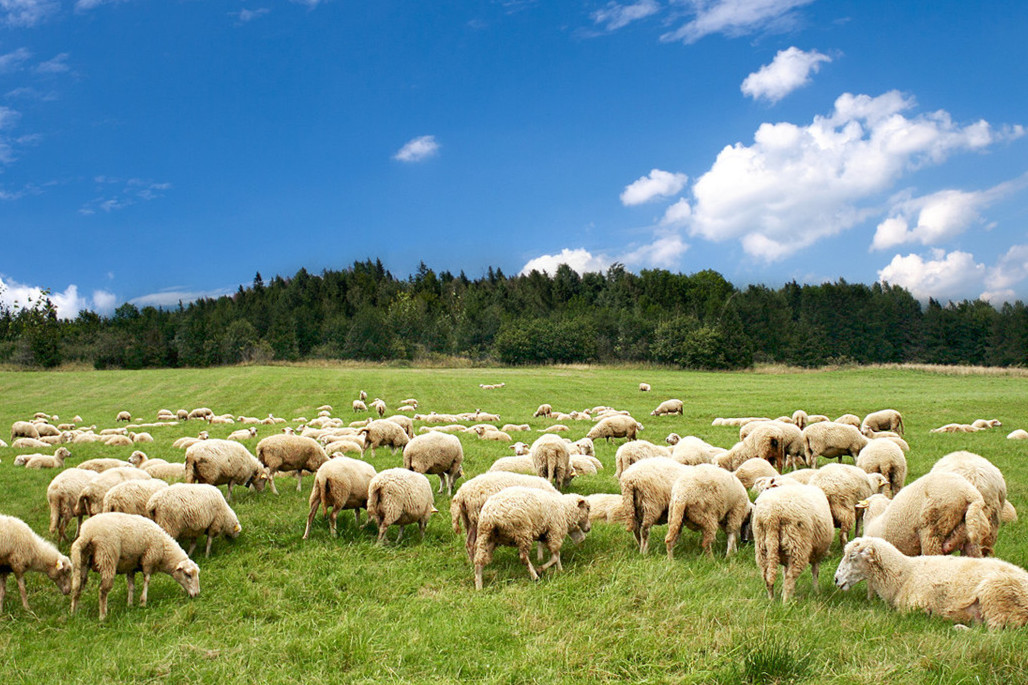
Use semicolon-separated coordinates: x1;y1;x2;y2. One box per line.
2;364;1028;684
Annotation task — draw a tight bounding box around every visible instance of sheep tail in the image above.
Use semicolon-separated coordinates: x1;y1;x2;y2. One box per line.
1001;500;1018;524
184;456;197;484
451;500;467;536
366;484;381;516
70;537;92;595
48;500;59;536
965;499;991;555
897;415;905;435
621;482;641;534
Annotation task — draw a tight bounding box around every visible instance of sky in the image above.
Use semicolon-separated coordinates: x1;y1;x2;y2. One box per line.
1;0;1027;317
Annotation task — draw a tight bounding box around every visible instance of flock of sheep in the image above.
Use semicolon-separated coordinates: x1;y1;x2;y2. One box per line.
2;386;1027;630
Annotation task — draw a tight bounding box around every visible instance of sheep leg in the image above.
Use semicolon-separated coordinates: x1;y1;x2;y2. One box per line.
328;508;340;538
437;476;444;494
419;519;427;541
98;573;115;620
701;526;717;558
726;530;738;557
0;574;7;613
465;526;478;562
517;544;540;581
303;498;320;540
295;472;303;492
536;541;544;562
763;564;778;600
268;470;280;495
205;532;215;558
126;572;135;606
809;561;821;594
538;551;562;573
395;525;405;544
140;572;150;606
376;522;390;545
665;513;684;561
226;482;235;502
187;539;198;558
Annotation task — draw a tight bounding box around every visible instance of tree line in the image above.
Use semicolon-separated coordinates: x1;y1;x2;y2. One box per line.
3;259;1027;370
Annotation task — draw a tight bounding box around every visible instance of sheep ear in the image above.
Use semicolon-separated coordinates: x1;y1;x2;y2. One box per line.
860;546;876;561
855;499;870;510
234;523;242;533
430;505;439;514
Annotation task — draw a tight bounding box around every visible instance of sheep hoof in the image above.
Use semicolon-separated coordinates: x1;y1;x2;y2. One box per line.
953;624;971;632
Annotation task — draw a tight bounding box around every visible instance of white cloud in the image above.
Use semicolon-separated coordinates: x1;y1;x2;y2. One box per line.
519;248;612;276
79;177;172;214
688;91;1023;261
877;249;985;302
660;198;692;226
621;232;689;268
394;135;440;163
128;287;230;308
661;0;817;44
620;168;688;206
91;289;117;313
0;47;31;73
74;0;126;10
741;46;831;103
984;244;1028;294
35;53;69;74
592;0;660;31
0;276;117;319
233;8;270;22
1;0;58;27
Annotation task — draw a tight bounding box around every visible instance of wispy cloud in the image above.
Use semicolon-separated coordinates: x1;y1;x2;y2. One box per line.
591;0;661;31
232;7;270;23
741;46;831;103
1;0;59;27
74;0;127;11
79;176;172;215
394;135;440;163
130;286;234;308
0;47;32;73
35;53;70;74
661;0;818;44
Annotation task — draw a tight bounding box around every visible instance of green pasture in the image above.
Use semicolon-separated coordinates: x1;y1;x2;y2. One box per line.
1;365;1027;683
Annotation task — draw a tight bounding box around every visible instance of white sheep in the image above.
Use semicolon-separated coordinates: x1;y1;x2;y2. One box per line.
0;514;73;612
130;452;187;482
451;472;559;561
930;451;1012;555
808;463;889;547
11;420;41;442
303;456;377;539
402;431;464;496
650;399;684;417
753;483;834;602
488;455;537;475
533;404;553;418
101;479;169;517
715;426;786;473
116;411;132;422
69;512;200;620
21;446;71;469
855;438;907;497
802;422;869;466
529;433;574;489
614;439;671;478
46;468;99;543
473;487;590;589
861;408;904;435
586;414;643;444
366;468;437;544
835;413;861;428
733;458;779;490
228;427;258;441
669;436;722;467
665;464;752;559
184;439;270;501
835;536;1028;629
173;431;210;450
11;437;50;449
76;467;153;518
620;457;692;554
147;483;242;557
358;419;410;458
1006;429;1028;440
255;434;329;494
639;383;651;392
741;421;805;470
585;493;627;524
77;457;131;472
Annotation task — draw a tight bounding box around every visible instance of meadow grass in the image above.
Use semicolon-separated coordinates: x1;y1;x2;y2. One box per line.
1;365;1027;683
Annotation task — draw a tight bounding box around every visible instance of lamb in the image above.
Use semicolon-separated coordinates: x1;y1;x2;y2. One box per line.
101;479;169;517
255;434;329;494
733;458;779;489
930;451;1011;555
69;512;200;620
650;399;684;417
533;404;553;418
835;536;1028;629
862;471;989;557
116;411;132;422
802;422;869;466
11;420;41;442
303;456;377;539
146;483;242;557
358;419;410;458
753;483;834;602
639;383;651;392
620;457;691;554
22;446;70;469
402;432;464;497
665;464;752;559
586;414;644;444
1008;429;1028;440
861;409;904;435
451;472;559;561
856;439;907;497
77;457;132;472
184;439;271;501
585;493;628;524
366;468;437;545
808;463;889;547
228;427;258;441
0;514;73;612
529;433;574;489
47;468;99;543
473;487;590;589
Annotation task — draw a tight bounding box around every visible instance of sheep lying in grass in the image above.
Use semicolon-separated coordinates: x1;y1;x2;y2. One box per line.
77;458;131;473
1007;429;1028;440
473;487;590;590
451;472;558;562
147;484;242;557
403;432;464;496
620;457;691;554
835;536;1028;629
753;482;833;602
256;434;329;494
665;464;751;559
303;456;377;539
69;512;200;620
21;446;70;469
366;469;437;545
228;427;258;442
0;514;73;612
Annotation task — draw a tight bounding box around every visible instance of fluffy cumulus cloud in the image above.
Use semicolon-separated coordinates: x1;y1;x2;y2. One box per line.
519;248;612;276
688;91;1023;261
660;198;692;226
0;275;116;319
394;135;440;163
741;46;831;103
620;168;688;206
1;0;58;27
877;250;985;302
620;232;689;268
982;244;1028;303
661;0;817;44
591;0;661;31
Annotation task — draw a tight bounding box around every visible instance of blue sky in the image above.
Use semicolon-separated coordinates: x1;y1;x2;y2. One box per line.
1;0;1027;317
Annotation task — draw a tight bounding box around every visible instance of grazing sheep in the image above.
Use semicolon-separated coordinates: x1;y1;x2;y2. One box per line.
255;434;329;494
76;467;154;520
184;439;270;501
930;451;1011;555
613;439;670;478
740;421;805;470
47;469;99;543
533;404;553;418
716;425;786;473
402;432;464;496
668;436;722;467
620;457;692;554
0;515;73;612
586;414;644;445
173;431;210;450
366;469;437;545
834;414;861;428
753;483;834;602
358;419;410;458
571;437;595;456
650;399;684;417
809;464;889;547
101;479;169;517
585;493;628;524
303;456;377;539
570;455;601;475
529;434;574;489
352;400;368;413
69;513;200;620
385;414;415;439
473;487;590;589
188;407;214;421
733;458;779;490
862;471;989;557
856;439;907;497
369;399;387;417
802;422;869;466
861;409;904;435
130;452;186;482
103;434;135;447
451;472;559;561
21;446;70;470
790;410;809;430
835;536;1028;629
116;411;132;422
147;483;242;557
639;383;651;392
11;421;41;442
665;464;752;559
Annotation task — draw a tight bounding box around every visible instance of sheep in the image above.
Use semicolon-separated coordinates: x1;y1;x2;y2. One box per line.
733;458;779;490
473;487;590;590
501;423;530;433
529;433;574;489
228;427;258;442
585;493;628;524
930;423;982;434
650;399;684;417
116;411;132;422
11;421;41;442
930;451;1011;555
856;439;907;497
834;413;861;428
359;390;368;401
76;458;132;472
861;408;904;435
21;446;70;470
76;467;154;519
255;434;329;494
385;414;414;438
808;463;889;547
712;416;770;427
533;404;553;418
612;439;669;478
129;452;186;482
451;472;559;561
402;432;464;497
489;455;537;475
716;425;786;473
572;437;595;456
479;428;512;442
184;439;271;501
834;536;1028;629
188;407;214;421
1009;429;1028;440
369;399;387;417
586;414;643;444
538;425;569;434
358;419;410;458
973;419;1003;429
862;471;989;557
0;514;73;612
303;456;377;539
69;512;200;620
667;436;721;467
570;455;601;475
639;383;651;392
791;410;809;430
175;409;189;421
146;483;242;557
802;422;869;466
172;431;210;449
101;479;169;517
665;464;752;559
47;468;99;543
366;469;437;545
753;483;834;602
620;457;692;554
325;440;364;456
11;437;50;449
131;432;154;444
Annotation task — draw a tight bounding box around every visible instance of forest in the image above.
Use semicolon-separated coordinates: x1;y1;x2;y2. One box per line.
3;259;1027;370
